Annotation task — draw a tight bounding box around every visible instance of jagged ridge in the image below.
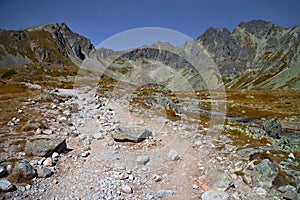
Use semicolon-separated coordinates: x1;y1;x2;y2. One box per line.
0;20;299;90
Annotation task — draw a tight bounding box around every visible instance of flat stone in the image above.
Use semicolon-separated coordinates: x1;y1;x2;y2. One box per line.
155;190;174;198
201;190;229;200
25;138;67;157
251;159;278;189
0;179;14;192
200;168;234;191
112;126;152;143
37;168;53;178
137;156;150;165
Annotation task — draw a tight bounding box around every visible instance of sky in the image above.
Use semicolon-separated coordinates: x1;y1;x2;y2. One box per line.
0;0;300;50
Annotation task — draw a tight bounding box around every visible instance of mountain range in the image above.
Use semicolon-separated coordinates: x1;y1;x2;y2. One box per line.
0;20;299;90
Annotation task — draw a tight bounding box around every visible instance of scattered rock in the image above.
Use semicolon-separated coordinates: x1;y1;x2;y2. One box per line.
278;185;298;200
94;133;104;140
242;175;252;185
11;160;36;180
251;159;278;189
254;187;267;197
121;184;133;193
37;168;53;178
0;166;8;178
201;190;229;200
237;147;262;158
25;138;67;157
168;149;180;161
137;156;150;165
71;103;79;113
21;121;41;132
155;190;174;198
36;128;43;134
199;168;234;191
52;152;60;159
0;179;15;192
18;185;26;192
118;172;129;180
263;118;282;138
192;184;199;189
81;151;90;157
154;175;162;182
112;126;152;143
43;158;53;167
288;153;295;160
25;184;31;190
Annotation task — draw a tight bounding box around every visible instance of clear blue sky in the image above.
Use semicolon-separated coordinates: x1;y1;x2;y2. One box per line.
1;0;299;50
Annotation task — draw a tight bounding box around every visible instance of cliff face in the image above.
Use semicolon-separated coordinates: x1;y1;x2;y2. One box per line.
0;20;299;90
197;20;300;89
0;23;94;67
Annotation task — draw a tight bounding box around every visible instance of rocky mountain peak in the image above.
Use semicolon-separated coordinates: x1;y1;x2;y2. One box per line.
237;20;284;39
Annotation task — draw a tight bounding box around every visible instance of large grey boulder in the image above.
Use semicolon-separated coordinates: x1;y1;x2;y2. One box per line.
200;168;234;191
11;160;36;181
112;126;152;143
0;179;14;192
25;138;67;157
251;159;278;188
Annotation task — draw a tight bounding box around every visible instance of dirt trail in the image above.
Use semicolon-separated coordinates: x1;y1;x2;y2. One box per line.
3;86;288;199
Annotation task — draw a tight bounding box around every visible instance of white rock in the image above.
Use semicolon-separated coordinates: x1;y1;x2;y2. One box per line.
52;152;59;159
121;184;132;193
94;133;104;140
36;128;43;134
168;149;180;161
288;153;295;160
192;184;199;189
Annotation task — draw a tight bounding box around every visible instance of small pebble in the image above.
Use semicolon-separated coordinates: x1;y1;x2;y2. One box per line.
43;158;53;167
121;184;133;194
288;153;295;160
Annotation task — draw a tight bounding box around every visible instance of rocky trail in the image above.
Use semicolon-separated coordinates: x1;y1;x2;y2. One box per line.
0;86;299;200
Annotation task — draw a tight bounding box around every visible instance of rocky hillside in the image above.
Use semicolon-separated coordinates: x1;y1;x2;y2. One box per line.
0;23;94;67
1;20;299;90
198;20;300;90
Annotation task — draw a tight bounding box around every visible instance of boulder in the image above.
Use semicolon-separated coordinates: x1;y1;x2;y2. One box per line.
112;126;152;143
11;160;36;181
37;168;53;178
25;138;67;157
201;190;229;200
0;166;8;178
199;168;234;191
0;179;15;192
251;159;278;188
263;118;282;138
